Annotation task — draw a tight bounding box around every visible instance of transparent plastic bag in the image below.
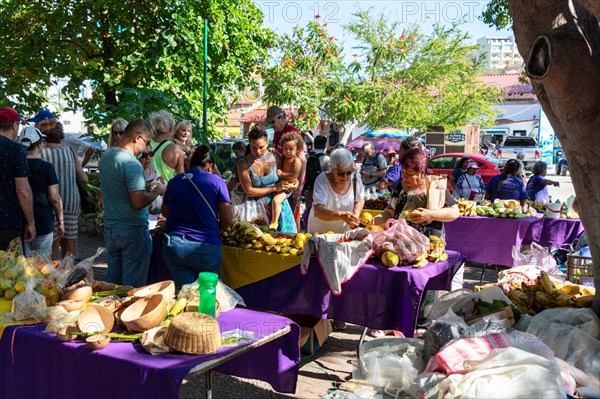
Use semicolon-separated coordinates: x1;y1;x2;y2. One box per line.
12;278;46;321
232;199;268;225
62;247;106;288
371;218;429;262
177;280;245;313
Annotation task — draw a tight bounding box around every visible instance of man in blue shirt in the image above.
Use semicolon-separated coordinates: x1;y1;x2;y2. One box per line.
100;119;166;287
0;107;36;250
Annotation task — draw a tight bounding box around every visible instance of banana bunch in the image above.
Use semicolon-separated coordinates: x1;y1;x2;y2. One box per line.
507;271;595;315
413;235;448;267
221;220;303;256
526;200;546;213
457;199;477;216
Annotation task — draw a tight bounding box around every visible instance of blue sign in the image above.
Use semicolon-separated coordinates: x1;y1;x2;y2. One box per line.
538;109;555;164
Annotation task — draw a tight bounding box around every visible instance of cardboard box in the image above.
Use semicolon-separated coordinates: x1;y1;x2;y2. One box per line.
286;315;333;355
465;306;515;327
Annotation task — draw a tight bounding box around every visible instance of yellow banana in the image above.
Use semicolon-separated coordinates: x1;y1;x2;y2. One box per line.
574;295;594;308
535;291;557;308
169;298;188;317
560;284;581;297
540;271;554;294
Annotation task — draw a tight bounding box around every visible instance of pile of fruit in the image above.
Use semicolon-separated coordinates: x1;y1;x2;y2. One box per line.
457;199;477;216
380;235;448;268
507;271;595;315
475;199;537;218
221;220;305;255
0;250;62;305
526;200;546;213
364;196;389;210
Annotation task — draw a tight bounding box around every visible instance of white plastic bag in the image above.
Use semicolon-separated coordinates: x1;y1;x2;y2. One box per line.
232;199;268;225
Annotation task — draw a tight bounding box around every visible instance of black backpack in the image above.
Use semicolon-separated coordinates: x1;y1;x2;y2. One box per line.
304;152;326;190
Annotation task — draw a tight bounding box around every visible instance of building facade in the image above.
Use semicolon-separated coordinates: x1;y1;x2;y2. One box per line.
475;36;523;70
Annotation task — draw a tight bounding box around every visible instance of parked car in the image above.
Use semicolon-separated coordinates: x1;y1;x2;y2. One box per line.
555;150;568;176
427;153;500;192
497;136;541;170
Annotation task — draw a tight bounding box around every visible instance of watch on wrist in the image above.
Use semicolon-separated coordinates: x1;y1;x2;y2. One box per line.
57;218;64;223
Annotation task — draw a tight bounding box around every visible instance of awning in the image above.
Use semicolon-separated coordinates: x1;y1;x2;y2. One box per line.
481;128;510;135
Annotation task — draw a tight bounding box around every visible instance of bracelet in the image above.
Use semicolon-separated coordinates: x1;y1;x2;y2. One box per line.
57;218;64;222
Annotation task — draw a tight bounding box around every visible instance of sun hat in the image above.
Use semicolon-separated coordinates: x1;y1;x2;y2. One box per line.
19;126;46;148
264;105;284;124
0;107;27;124
467;161;480;169
28;109;56;123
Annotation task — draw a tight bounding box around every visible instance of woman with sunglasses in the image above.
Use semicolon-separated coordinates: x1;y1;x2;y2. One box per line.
109;118;128;147
306;148;364;234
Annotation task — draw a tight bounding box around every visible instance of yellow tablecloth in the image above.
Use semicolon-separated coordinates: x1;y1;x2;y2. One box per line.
0;298;36;338
220;246;302;289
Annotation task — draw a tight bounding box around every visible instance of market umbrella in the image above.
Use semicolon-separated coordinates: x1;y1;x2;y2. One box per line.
346;128;411;153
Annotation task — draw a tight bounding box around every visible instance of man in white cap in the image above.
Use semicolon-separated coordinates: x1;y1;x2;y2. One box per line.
19;126;64;257
0;107;36;249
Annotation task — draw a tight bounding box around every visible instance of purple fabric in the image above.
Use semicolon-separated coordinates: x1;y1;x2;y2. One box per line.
445;216;539;267
523;217;584;248
235;251;464;338
0;308;300;399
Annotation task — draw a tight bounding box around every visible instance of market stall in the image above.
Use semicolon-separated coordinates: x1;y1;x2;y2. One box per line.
0;308;300;399
522;216;584;248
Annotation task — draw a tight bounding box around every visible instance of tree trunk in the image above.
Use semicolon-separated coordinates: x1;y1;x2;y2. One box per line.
507;0;600;315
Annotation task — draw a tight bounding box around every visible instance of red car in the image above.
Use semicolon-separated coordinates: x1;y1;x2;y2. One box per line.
427;153;500;192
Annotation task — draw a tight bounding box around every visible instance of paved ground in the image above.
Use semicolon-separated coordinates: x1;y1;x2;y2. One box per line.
80;232;496;399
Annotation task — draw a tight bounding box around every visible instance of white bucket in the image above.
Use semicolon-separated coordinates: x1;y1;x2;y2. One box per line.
545;202;562;218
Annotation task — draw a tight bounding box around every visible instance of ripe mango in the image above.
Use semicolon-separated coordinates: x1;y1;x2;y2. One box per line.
381;251;399;267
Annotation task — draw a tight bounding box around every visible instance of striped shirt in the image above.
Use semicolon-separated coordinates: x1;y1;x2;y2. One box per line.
41;145;80;214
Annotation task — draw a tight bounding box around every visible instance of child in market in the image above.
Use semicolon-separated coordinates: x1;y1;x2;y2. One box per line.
270;133;302;229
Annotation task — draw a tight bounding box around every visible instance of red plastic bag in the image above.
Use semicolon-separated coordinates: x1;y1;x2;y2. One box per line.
372;219;429;262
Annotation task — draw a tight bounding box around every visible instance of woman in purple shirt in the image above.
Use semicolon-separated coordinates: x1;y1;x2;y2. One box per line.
161;145;233;289
485;159;528;206
526;161;560;203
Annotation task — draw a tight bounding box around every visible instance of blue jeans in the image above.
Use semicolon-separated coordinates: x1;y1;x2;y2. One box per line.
162;233;221;289
104;225;151;288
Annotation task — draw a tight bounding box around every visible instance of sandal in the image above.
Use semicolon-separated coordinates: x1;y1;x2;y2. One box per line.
332;320;347;331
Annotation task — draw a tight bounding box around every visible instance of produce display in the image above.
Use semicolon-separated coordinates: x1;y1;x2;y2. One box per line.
506;271;595;315
364;196;389;210
221;220;305;256
457;199;477;216
474;199;537;218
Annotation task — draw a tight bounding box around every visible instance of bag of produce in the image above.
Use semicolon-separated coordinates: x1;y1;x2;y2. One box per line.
372;218;429;263
425;175;447;210
12;278;47;321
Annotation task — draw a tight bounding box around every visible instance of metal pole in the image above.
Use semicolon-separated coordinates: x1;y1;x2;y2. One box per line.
203;19;208;137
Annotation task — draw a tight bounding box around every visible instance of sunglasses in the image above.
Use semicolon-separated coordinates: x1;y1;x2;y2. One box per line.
334;169;354;177
139;151;154;159
275;111;287;120
112;130;124;136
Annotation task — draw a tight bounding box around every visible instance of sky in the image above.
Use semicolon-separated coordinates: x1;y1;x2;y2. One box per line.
254;0;513;53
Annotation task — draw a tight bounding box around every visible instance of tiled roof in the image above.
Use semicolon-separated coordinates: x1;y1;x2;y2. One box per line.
478;73;534;96
240;107;300;124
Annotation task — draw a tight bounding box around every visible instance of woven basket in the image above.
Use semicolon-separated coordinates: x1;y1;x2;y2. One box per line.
164;312;221;354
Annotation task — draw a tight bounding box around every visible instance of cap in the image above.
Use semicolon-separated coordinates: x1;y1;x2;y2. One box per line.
467;161;480;169
0;107;27;124
19;126;46;148
265;105;284;124
29;109;55;123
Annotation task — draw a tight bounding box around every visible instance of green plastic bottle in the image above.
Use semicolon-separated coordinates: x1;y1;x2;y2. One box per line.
198;272;218;318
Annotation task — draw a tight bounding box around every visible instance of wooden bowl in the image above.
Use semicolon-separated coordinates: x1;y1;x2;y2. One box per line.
57;299;86;312
120;294;167;333
94;299;119;313
86;334;111;350
77;304;115;334
57;326;78;342
61;286;93;302
129;280;175;303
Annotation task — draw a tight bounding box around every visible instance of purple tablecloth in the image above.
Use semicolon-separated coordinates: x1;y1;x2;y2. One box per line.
235;251;464;338
523;217;584;248
445;216;539;267
0;308;300;399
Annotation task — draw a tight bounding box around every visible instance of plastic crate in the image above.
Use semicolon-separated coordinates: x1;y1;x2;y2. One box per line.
566;253;593;284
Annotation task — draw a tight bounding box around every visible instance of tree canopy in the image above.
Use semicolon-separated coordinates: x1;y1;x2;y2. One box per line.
261;10;501;133
0;0;273;138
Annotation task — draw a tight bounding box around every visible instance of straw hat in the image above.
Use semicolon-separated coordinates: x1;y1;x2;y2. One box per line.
164;312;221;354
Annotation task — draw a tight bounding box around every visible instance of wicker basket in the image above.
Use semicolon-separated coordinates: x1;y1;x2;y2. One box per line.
164;312;221;354
567;253;594;284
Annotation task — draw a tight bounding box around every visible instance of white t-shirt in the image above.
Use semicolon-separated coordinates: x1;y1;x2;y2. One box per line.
307;172;365;234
